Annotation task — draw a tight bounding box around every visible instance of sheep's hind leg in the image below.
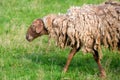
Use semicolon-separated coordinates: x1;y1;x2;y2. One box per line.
93;50;106;78
63;47;80;72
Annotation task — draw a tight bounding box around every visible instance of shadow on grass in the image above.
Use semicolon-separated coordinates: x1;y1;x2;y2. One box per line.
103;52;120;75
23;51;95;72
18;49;120;78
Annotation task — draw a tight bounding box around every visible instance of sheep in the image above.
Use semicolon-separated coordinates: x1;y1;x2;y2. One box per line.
26;1;120;78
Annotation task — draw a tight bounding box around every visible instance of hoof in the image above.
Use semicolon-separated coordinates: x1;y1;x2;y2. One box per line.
99;71;106;78
63;68;67;73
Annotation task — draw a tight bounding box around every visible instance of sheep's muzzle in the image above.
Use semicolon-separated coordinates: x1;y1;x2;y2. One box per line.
26;34;34;42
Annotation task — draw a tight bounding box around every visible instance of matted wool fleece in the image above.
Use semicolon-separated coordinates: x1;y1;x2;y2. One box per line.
43;1;120;56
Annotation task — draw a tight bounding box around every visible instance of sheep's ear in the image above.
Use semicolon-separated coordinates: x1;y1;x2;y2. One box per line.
36;26;42;33
36;19;43;33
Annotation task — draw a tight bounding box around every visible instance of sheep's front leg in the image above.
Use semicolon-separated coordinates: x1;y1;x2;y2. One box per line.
63;47;80;72
93;50;106;78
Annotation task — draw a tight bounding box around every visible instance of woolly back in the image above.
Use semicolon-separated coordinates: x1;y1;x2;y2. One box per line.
44;1;120;53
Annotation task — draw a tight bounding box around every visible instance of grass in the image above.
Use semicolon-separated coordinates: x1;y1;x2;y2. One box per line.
0;0;120;80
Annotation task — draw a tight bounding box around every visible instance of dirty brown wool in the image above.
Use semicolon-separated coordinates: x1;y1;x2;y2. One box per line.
26;1;120;78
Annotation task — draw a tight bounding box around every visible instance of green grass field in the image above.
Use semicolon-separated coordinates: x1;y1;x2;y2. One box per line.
0;0;120;80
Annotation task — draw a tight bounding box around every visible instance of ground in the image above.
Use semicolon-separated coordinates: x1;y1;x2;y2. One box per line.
0;0;120;80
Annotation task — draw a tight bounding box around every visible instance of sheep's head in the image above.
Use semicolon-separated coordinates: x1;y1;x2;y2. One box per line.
26;19;48;42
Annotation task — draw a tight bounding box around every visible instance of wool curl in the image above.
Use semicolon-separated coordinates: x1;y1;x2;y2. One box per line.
43;1;120;58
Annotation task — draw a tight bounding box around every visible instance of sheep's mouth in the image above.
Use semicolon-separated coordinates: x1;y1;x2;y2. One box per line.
26;35;34;42
26;38;33;42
